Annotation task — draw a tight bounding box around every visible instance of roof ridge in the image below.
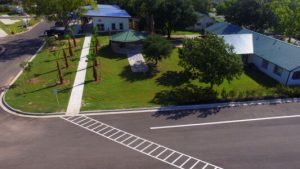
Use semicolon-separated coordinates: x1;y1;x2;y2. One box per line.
222;22;300;49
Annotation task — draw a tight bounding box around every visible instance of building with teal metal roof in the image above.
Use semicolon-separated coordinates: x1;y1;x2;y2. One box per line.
110;30;148;54
206;22;300;86
110;30;147;43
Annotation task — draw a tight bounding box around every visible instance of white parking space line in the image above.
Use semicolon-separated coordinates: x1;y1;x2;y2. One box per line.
150;114;300;130
61;115;222;169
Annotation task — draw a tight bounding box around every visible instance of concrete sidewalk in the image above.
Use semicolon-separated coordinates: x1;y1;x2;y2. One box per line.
0;28;7;38
66;34;92;115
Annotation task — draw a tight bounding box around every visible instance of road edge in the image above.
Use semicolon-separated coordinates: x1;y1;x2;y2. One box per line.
80;98;300;116
0;42;65;118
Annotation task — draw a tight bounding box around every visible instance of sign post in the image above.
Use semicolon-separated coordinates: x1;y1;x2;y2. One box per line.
52;89;60;106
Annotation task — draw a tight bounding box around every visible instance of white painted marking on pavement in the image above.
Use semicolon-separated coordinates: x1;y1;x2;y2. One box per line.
61;115;223;169
150;114;300;130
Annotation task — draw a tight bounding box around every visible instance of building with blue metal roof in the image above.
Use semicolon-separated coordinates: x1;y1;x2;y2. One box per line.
83;4;131;33
206;22;300;86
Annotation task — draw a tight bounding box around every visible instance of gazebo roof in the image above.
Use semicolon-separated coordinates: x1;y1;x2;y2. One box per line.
110;30;148;43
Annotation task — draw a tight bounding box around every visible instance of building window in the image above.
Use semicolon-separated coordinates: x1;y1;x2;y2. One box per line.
261;59;268;69
119;23;124;30
292;71;300;80
112;23;116;30
98;19;102;22
273;65;283;76
97;24;105;31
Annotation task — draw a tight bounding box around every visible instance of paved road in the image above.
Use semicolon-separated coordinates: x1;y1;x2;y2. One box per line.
0;20;52;87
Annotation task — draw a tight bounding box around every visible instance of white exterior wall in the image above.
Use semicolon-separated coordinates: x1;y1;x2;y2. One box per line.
248;54;289;85
187;16;215;31
287;67;300;85
92;17;130;32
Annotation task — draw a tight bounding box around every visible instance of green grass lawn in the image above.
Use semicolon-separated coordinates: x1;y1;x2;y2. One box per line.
0;18;40;35
172;30;200;35
5;38;84;113
81;36;278;111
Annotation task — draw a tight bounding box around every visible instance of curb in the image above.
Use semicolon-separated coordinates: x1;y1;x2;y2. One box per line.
80;98;300;116
0;45;5;56
0;42;65;118
0;20;42;39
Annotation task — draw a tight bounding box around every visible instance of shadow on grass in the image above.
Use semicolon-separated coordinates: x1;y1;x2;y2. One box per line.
119;65;159;82
152;108;221;120
15;83;58;96
244;66;278;88
156;71;191;87
98;45;127;60
59;80;95;94
152;84;218;106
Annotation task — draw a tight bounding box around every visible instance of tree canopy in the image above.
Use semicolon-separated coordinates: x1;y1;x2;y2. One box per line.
155;0;197;38
271;0;300;42
23;0;96;27
217;0;276;32
142;35;172;65
179;34;244;89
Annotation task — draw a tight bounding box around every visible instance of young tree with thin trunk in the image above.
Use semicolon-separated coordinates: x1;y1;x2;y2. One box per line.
63;49;69;68
89;52;98;82
68;38;74;57
56;60;64;84
179;34;243;89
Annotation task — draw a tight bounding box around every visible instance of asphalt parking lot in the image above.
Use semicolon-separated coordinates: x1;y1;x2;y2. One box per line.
1;103;300;169
88;103;300;169
1;23;300;168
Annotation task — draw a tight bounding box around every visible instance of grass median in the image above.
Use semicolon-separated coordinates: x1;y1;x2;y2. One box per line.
0;18;40;35
5;37;84;113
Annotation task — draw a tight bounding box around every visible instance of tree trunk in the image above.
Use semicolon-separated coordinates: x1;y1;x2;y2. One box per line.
93;60;98;82
154;58;158;66
56;61;64;84
68;39;74;57
94;57;98;67
95;38;99;53
150;14;155;34
63;49;69;68
288;36;292;43
72;36;77;47
210;82;214;90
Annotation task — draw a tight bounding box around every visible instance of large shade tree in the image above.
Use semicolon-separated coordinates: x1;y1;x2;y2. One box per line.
217;0;276;32
142;35;172;65
191;0;212;13
23;0;96;28
271;0;300;42
179;34;244;89
155;0;197;38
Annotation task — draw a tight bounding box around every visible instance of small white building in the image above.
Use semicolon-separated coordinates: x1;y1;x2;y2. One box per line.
187;13;215;31
207;22;300;86
84;4;131;33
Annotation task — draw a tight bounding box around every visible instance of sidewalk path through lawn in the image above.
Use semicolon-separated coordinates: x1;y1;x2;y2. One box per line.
0;28;7;38
66;33;92;115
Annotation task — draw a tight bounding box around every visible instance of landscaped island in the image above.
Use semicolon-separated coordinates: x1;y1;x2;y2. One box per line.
5;37;84;113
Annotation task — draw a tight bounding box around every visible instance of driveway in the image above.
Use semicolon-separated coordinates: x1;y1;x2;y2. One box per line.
0;20;52;87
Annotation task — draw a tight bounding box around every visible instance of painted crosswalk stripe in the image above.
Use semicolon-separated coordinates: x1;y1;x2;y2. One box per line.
61;115;223;169
202;163;209;169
